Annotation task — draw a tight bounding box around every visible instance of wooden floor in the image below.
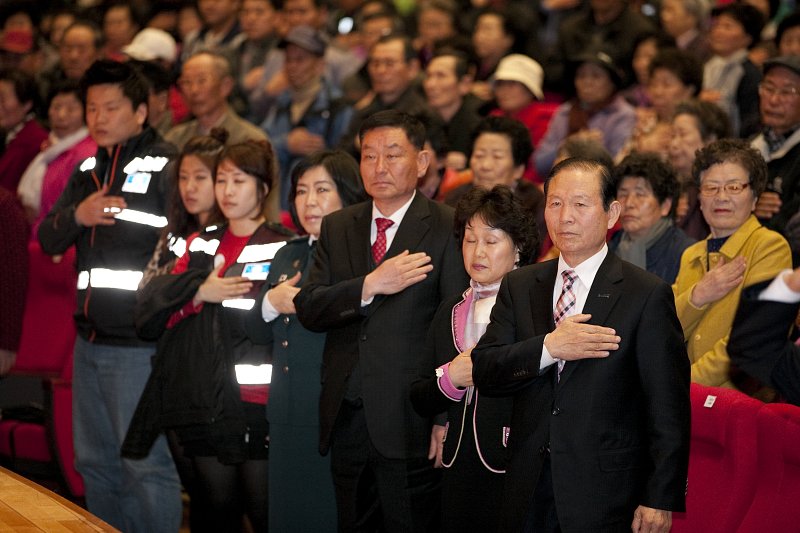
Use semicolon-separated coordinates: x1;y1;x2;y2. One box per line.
0;466;117;532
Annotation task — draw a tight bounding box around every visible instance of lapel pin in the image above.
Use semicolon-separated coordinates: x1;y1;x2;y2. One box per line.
597;293;611;298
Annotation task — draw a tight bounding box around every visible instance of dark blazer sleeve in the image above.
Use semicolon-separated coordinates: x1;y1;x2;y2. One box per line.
633;280;691;512
729;281;800;405
294;215;366;332
410;296;461;418
472;270;550;396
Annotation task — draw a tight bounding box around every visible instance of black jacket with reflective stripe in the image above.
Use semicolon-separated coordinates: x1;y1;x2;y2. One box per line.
38;127;176;346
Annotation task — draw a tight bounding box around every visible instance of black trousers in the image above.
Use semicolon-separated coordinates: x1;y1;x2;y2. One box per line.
330;401;441;533
523;455;561;533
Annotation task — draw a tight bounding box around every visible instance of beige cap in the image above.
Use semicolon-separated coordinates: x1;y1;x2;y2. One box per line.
492;54;544;100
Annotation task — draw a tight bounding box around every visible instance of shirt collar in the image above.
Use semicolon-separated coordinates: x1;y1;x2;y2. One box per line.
371;191;416;225
557;243;608;290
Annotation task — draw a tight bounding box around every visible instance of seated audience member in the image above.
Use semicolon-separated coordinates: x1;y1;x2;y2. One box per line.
423;48;481;171
751;56;800;236
0;69;48;193
261;26;353;211
338;33;437;154
101;1;141;61
340;8;404;104
0;28;43;77
234;0;278;106
672;139;791;392
627;47;702;159
14;79;94;406
180;0;244;65
169;52;279;222
669;100;731;240
38;20;102;103
776;11;800;57
0;187;27;375
17;79;96;225
489;53;558;183
610;152;695;283
729;265;800;405
470;7;519;101
410;185;539;533
544;0;655;93
169;52;268;148
535;50;637;177
248;0;361;123
659;0;711;64
445;116;544;254
700;3;764;138
624;32;675;109
414;0;459;68
130;60;175;137
648;49;703;123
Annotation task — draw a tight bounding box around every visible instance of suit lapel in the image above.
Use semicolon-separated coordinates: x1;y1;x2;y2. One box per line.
346;202;373;277
385;193;431;258
558;253;623;386
531;260;558;334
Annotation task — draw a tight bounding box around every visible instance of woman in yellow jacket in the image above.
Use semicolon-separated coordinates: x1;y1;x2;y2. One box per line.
673;139;791;390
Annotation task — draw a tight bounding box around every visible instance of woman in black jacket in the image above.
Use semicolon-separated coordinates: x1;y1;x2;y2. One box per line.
125;139;293;533
411;186;538;533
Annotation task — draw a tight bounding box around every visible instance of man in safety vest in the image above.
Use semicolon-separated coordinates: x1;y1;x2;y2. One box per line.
38;59;181;533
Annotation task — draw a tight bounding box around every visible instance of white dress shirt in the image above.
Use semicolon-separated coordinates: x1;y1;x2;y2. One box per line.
540;244;609;370
361;191;417;306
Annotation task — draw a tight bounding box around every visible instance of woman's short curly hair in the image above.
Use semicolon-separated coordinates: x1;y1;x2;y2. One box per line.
454;185;539;267
614;152;681;218
692;138;767;198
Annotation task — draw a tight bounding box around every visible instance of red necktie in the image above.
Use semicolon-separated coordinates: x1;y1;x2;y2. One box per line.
372;218;394;264
554;269;577;378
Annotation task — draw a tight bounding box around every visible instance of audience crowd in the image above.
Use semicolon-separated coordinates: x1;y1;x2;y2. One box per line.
2;0;800;531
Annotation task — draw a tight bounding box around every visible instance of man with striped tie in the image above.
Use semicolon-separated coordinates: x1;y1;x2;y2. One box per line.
472;157;691;533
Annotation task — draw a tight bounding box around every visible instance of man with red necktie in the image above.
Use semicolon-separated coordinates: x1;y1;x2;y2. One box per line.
296;110;468;532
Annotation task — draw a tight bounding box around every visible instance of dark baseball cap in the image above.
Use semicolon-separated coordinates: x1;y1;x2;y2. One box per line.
279;25;327;57
764;55;800;77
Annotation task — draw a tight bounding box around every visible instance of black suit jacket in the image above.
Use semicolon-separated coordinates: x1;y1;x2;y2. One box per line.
472;253;690;532
729;280;800;405
295;193;469;459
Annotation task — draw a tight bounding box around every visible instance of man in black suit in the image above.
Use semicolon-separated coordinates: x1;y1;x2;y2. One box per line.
472;158;690;533
295;110;468;532
729;266;800;405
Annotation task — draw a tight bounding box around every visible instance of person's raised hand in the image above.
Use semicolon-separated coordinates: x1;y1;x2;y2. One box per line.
74;184;127;227
754;191;782;220
690;256;746;308
194;263;253;305
361;250;433;300
544;314;620;361
266;271;302;315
